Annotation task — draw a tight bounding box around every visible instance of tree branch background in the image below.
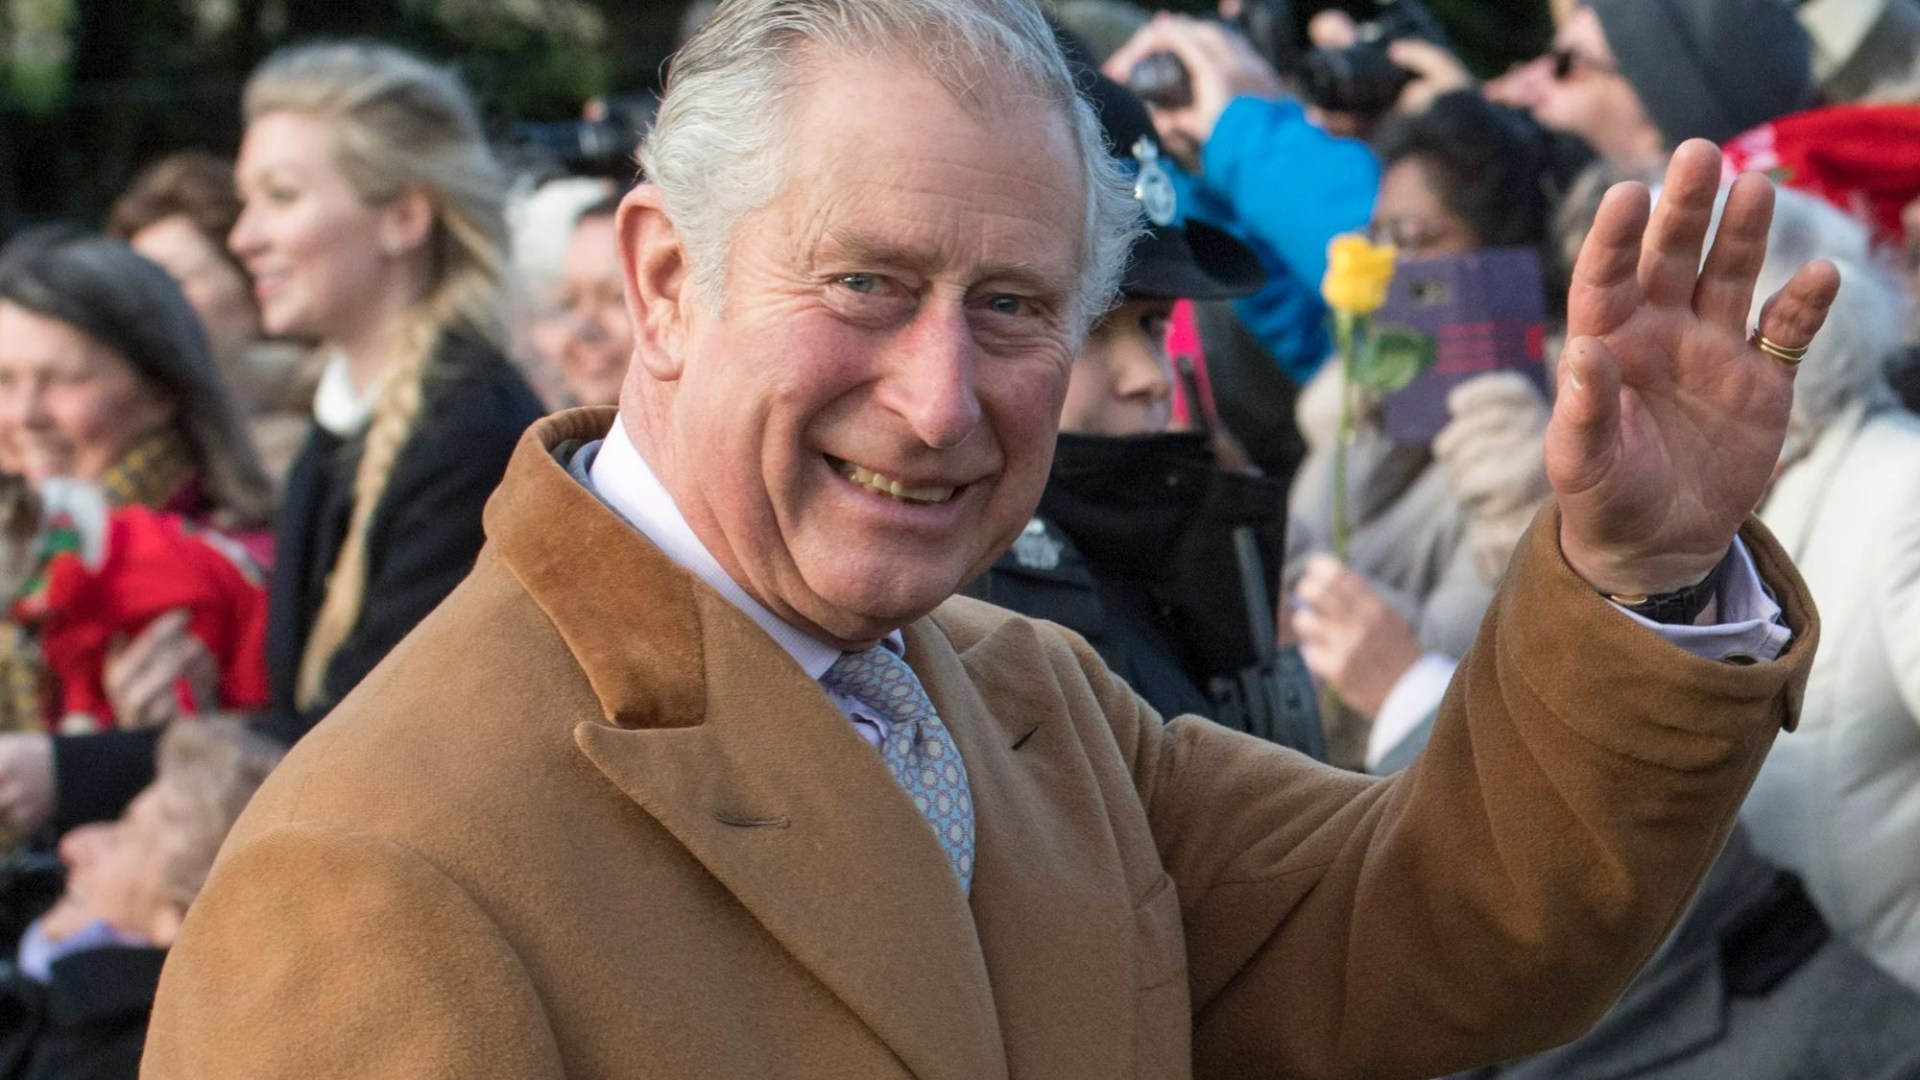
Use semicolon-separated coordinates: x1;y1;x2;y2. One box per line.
0;0;1546;236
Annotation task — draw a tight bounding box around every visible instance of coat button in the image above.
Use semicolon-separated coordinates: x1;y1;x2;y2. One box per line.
1722;653;1759;667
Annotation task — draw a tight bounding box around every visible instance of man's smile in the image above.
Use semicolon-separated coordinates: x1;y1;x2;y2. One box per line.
827;455;962;505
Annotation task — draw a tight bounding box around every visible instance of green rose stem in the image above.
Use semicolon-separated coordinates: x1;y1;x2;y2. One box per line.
1331;308;1360;562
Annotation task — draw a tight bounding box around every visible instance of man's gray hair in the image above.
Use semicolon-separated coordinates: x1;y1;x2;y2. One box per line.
1746;188;1907;444
638;0;1141;332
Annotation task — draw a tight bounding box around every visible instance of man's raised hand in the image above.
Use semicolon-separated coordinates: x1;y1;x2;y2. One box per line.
1546;139;1841;598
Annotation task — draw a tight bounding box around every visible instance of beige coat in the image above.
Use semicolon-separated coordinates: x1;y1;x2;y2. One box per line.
143;410;1817;1080
1751;404;1920;986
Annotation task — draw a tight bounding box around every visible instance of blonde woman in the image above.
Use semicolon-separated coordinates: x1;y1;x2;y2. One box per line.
0;44;543;841
227;42;544;746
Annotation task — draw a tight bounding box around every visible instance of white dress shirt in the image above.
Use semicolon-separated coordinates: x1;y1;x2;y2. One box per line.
585;415;901;749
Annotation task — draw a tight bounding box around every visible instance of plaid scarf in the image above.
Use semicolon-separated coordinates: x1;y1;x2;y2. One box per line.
0;430;200;732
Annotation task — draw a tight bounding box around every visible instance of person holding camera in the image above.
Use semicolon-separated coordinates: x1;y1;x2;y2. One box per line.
1105;12;1379;385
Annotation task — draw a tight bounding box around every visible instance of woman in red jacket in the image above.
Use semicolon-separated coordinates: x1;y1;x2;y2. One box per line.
0;233;275;832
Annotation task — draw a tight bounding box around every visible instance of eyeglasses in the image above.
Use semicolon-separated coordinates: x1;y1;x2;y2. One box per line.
1369;216;1462;254
1549;46;1619;82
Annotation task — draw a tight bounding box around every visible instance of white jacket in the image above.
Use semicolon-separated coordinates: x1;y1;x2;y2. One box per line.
1750;404;1920;987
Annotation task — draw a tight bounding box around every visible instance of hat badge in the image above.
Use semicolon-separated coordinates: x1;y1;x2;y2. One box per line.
1131;137;1178;228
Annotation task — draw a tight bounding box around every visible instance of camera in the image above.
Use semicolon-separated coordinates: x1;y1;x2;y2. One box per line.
1300;0;1451;116
1127;0;1299;111
1126;0;1450;119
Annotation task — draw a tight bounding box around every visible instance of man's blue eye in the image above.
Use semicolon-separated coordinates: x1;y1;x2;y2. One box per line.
839;274;880;294
988;295;1025;316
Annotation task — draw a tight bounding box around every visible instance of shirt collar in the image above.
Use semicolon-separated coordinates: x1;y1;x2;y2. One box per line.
585;416;901;677
312;347;381;437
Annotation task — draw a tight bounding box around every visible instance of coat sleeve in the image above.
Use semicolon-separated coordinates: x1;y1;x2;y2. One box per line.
1120;505;1817;1080
142;821;566;1080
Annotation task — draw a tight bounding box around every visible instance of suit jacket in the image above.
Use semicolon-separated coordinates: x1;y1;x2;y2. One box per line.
142;409;1818;1080
1749;404;1920;986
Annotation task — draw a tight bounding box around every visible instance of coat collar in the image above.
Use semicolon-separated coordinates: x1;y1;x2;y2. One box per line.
486;410;1140;1079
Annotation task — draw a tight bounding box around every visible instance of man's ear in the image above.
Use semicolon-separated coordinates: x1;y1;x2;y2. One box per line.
378;187;436;259
617;185;694;381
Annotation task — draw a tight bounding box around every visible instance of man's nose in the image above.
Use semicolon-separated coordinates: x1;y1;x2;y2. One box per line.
877;303;983;449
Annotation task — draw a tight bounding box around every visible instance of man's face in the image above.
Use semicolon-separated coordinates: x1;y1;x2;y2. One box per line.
1527;8;1659;168
625;55;1086;647
1061;297;1177;437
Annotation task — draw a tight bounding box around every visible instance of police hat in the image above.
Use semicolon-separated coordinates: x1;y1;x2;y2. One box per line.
1083;70;1266;302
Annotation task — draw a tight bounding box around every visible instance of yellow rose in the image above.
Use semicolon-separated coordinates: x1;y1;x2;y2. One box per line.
1321;234;1398;316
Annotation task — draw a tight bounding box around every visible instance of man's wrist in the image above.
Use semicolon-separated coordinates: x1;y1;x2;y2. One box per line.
1557;524;1730;598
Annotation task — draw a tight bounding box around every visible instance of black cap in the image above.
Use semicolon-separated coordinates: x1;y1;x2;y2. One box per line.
1082;70;1266;302
1590;0;1813;148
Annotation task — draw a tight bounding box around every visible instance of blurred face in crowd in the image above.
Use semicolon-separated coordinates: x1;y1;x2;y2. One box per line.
1060;297;1177;437
0;303;177;485
620;53;1085;646
229;110;416;347
49;779;194;945
131;215;261;367
1526;7;1661;169
552;213;632;408
1372;157;1478;257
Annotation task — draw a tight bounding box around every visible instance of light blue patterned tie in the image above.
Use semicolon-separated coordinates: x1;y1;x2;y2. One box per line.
823;646;976;894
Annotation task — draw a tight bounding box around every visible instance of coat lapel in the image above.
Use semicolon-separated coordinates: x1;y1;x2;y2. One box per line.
491;411;1007;1080
912;617;1140;1079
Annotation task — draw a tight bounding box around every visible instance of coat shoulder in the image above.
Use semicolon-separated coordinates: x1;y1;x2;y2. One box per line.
930;593;1112;681
230;549;601;854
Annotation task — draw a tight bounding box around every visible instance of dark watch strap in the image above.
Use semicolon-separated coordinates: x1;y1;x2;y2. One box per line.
1607;555;1728;625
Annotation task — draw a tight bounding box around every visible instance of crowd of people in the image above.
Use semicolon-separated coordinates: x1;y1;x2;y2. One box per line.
0;0;1916;1075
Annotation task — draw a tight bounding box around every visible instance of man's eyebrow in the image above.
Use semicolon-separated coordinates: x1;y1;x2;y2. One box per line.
811;227;1074;296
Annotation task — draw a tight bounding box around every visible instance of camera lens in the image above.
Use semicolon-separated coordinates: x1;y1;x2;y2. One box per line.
1300;44;1412;116
1127;51;1195;111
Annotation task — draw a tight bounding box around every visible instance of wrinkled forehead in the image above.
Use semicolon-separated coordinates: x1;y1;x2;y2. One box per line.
781;31;1073;121
771;54;1086;283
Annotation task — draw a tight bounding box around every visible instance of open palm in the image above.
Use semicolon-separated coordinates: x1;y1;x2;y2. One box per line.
1546;141;1841;597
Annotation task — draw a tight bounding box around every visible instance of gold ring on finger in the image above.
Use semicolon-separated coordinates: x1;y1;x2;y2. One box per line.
1750;328;1809;366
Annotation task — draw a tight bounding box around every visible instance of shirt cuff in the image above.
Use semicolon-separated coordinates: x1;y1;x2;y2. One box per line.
1611;536;1790;664
1366;652;1458;772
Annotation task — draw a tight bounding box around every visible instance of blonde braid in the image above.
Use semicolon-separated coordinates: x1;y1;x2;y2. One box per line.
294;320;435;707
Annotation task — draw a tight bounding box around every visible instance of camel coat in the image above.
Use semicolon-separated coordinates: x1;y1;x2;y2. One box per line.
142;410;1817;1080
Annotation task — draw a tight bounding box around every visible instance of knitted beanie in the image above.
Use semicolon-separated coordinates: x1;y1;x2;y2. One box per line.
1590;0;1816;147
